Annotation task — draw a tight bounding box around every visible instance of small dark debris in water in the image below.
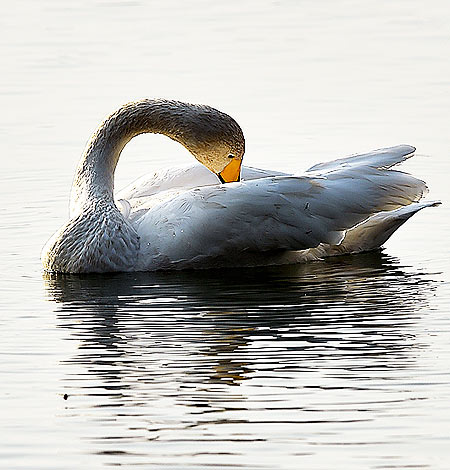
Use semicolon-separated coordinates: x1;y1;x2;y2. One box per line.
63;393;68;400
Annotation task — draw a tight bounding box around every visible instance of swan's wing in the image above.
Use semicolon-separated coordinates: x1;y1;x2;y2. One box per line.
306;145;416;174
242;166;289;179
116;164;216;200
133;164;427;269
327;200;441;255
117;145;415;202
116;163;289;201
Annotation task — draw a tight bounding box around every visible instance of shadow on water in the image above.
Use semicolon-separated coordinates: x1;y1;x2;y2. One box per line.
44;251;436;390
42;252;441;466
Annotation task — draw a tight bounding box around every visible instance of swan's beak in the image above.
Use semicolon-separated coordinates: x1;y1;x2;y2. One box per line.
218;158;242;183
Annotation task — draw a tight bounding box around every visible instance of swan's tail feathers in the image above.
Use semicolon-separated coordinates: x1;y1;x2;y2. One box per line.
306;145;416;174
328;200;441;255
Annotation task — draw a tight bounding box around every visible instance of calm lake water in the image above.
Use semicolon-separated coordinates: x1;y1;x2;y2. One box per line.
1;1;450;469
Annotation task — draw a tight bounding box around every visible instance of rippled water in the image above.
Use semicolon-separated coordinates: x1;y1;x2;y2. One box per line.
32;256;450;468
2;0;450;469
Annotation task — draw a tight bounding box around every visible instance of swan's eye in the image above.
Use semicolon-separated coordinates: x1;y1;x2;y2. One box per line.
228;154;235;159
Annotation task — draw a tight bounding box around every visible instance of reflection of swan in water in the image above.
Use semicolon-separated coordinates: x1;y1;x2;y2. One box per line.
41;99;439;273
45;252;436;389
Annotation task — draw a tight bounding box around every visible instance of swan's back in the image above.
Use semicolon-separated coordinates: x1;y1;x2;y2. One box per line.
120;145;438;271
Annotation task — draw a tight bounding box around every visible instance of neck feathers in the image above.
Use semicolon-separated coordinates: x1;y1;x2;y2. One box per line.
69;98;243;215
70;99;192;215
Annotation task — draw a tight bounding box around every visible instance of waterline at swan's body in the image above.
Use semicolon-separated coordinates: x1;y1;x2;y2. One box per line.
41;99;439;273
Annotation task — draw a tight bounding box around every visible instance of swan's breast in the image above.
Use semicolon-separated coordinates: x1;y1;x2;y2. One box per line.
42;204;140;273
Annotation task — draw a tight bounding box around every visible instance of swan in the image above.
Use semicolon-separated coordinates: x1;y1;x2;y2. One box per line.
42;99;440;273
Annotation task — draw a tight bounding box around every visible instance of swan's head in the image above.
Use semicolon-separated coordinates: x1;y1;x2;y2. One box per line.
176;103;245;183
80;99;245;185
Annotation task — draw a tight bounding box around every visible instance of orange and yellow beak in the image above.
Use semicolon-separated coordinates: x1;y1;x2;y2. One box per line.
218;158;242;183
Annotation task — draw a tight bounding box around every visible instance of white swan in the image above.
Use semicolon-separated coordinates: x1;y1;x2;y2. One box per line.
42;99;439;273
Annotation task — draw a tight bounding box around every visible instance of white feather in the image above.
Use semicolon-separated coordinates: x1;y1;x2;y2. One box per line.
114;145;438;271
41;99;440;273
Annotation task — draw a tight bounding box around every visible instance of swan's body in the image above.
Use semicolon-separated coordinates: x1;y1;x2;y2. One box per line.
42;99;439;273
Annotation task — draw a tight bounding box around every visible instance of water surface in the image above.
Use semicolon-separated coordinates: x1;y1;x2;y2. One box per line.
1;1;449;469
40;255;446;469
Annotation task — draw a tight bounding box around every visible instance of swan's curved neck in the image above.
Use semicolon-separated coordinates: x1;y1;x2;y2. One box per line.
70;100;190;214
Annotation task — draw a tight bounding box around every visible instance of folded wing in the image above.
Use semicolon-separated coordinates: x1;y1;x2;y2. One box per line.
116;163;288;200
133;146;428;268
